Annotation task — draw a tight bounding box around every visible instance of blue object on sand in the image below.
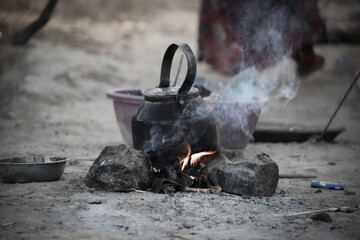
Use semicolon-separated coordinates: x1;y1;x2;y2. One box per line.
311;180;345;190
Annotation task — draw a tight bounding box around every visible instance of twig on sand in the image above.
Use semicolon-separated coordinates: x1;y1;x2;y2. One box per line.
72;158;96;161
285;206;351;218
167;231;195;240
134;189;149;193
181;186;221;193
182;187;210;193
182;186;222;194
278;183;292;194
1;222;16;227
279;173;317;179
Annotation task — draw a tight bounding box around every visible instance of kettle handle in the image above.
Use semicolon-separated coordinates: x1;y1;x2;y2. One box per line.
159;43;197;106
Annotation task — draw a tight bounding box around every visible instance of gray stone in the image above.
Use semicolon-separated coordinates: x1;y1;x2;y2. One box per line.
85;144;152;192
205;148;279;196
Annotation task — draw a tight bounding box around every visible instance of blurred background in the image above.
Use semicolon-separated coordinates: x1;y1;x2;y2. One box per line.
0;1;360;239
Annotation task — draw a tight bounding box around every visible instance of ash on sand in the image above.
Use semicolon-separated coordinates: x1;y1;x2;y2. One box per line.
85;144;279;197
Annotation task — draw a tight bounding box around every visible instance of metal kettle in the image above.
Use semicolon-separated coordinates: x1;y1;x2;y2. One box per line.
131;43;217;170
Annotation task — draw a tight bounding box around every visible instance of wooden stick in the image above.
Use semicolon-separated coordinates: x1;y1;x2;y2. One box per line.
134;189;148;193
167;231;195;240
279;173;317;179
320;70;360;141
71;158;96;161
182;187;210;193
279;183;292;193
1;222;15;227
182;186;222;194
220;192;242;198
285;206;350;217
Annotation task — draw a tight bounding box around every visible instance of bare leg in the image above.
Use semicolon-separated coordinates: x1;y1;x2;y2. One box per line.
292;44;324;76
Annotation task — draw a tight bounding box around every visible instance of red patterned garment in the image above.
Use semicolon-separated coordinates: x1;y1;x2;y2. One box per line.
198;0;324;75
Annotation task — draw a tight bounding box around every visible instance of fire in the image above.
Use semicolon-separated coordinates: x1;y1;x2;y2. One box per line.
179;143;191;171
179;143;217;171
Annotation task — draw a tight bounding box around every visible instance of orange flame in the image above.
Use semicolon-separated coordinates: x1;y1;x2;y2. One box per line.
179;143;191;171
179;142;217;171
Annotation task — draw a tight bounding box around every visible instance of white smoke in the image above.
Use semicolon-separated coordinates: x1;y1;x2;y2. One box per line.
208;58;299;147
203;1;307;144
218;58;299;108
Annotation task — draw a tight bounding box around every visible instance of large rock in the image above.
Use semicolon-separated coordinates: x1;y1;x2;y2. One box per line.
205;148;279;196
85;144;152;192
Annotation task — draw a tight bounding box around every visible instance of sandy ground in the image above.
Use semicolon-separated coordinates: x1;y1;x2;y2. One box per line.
0;1;359;239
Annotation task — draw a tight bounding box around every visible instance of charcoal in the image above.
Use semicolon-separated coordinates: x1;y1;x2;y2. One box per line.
205;148;279;196
310;213;333;222
84;144;152;192
151;166;193;193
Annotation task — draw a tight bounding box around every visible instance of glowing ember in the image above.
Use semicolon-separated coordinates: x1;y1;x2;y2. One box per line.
179;143;217;171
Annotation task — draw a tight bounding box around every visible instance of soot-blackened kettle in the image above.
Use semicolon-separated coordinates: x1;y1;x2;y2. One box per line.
131;43;217;170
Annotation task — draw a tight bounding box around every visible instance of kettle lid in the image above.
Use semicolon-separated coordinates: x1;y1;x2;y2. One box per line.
144;86;199;102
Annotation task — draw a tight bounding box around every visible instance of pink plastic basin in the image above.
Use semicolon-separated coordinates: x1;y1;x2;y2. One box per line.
107;88;265;149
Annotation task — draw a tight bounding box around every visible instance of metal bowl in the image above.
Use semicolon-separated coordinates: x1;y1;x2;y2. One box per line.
0;156;69;183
